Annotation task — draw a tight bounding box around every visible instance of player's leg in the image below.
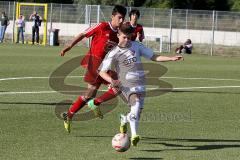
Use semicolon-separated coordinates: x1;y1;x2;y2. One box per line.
91;87;120;106
16;27;20;43
119;113;128;134
36;27;39;44
87;70;120;117
0;26;3;42
127;93;144;146
21;28;24;44
1;26;6;41
88;86;120;118
63;83;99;133
32;27;35;44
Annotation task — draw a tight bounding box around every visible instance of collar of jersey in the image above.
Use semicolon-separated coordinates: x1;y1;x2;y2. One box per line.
108;22;118;32
117;45;128;49
130;23;137;28
117;42;132;49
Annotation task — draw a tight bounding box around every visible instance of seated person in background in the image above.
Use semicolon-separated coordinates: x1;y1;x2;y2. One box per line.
125;9;144;42
176;39;192;54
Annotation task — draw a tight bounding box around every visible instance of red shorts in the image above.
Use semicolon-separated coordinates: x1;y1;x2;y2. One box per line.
84;70;118;88
81;54;118;88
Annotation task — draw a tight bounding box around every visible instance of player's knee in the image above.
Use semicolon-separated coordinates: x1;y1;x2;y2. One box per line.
129;94;140;106
81;96;91;102
83;95;92;101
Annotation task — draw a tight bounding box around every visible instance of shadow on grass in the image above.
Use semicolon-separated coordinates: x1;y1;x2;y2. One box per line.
129;158;163;160
75;135;113;138
0;101;70;106
142;137;240;143
172;90;240;95
141;137;240;152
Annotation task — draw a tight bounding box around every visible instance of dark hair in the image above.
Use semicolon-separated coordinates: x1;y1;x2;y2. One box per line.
129;9;140;19
119;23;134;35
186;39;191;44
112;5;127;16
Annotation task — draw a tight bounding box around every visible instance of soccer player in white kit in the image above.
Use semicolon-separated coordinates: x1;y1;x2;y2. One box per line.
98;24;183;146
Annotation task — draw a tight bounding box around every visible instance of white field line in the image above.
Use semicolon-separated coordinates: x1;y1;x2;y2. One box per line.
0;76;83;81
0;76;239;95
162;76;240;82
0;86;240;95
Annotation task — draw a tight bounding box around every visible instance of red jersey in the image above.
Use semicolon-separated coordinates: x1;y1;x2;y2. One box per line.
125;22;144;42
84;22;119;59
81;22;119;85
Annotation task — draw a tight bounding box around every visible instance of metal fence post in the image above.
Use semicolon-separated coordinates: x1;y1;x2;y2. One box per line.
169;8;173;52
8;2;11;17
8;1;12;42
85;5;88;24
153;8;155;28
186;9;188;29
60;3;62;23
211;10;215;56
12;1;16;43
97;5;100;23
87;5;91;48
49;3;53;45
215;11;218;31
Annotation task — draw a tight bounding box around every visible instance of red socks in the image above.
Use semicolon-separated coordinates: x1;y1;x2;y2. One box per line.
68;96;87;118
94;88;119;105
67;88;119;118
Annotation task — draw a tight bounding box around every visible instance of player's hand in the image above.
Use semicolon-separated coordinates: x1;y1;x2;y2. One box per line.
60;45;72;56
136;32;143;42
172;55;184;61
136;32;140;38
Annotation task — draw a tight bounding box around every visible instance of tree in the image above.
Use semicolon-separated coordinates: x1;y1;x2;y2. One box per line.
73;0;133;6
139;0;231;10
230;0;240;11
15;0;73;4
13;0;237;11
141;0;172;8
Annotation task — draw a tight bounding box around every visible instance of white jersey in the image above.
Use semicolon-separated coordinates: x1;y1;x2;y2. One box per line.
16;19;25;28
99;41;154;98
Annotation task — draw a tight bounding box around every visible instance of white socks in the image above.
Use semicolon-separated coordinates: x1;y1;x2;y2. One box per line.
126;100;141;136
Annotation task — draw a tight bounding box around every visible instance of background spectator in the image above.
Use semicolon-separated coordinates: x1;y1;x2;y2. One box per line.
15;14;25;44
0;11;10;43
176;39;193;54
29;11;42;44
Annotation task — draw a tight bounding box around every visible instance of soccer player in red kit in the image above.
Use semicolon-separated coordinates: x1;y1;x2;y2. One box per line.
60;5;127;133
125;9;144;42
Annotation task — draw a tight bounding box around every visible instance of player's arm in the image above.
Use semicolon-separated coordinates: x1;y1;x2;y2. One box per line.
151;54;183;62
60;33;86;56
60;23;102;56
136;25;144;42
29;14;34;20
138;42;183;62
98;50;120;87
138;28;144;42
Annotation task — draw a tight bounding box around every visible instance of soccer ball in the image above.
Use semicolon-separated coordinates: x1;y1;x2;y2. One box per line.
112;133;130;152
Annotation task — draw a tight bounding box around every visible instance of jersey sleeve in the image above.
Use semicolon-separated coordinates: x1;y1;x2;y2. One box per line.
138;26;145;41
84;23;103;38
99;49;116;72
138;42;154;60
